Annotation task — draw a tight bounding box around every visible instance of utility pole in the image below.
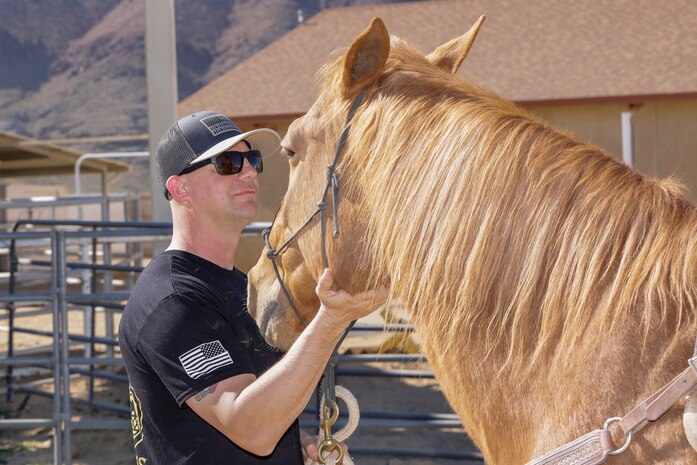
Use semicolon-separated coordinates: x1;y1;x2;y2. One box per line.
145;0;177;231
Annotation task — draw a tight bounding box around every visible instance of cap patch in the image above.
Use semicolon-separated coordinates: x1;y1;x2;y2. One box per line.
200;115;238;137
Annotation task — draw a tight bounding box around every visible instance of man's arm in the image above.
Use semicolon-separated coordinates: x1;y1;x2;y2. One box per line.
185;269;386;456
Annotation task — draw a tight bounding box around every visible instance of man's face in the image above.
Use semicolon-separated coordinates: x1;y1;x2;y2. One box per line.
183;141;260;225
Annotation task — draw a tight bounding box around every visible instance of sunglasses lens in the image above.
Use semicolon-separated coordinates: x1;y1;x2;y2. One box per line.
217;152;242;174
213;150;263;175
248;151;263;173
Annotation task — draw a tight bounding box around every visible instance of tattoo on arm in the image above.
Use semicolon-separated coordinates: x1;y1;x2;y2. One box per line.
194;383;218;401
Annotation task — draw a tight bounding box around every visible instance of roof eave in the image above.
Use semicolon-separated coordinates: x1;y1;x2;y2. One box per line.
517;92;697;108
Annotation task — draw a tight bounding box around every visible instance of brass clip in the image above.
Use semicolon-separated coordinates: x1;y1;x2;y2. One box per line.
317;400;343;464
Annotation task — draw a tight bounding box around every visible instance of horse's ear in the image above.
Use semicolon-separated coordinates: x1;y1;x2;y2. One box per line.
427;15;485;74
341;17;390;98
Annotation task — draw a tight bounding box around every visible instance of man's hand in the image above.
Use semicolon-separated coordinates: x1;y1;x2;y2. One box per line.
315;269;388;326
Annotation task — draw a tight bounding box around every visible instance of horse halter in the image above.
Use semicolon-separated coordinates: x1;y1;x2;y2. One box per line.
262;90;365;328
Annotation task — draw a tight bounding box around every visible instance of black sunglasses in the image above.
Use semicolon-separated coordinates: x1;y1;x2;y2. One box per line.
180;150;264;176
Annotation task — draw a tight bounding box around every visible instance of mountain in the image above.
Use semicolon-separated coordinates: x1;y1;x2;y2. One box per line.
0;0;412;155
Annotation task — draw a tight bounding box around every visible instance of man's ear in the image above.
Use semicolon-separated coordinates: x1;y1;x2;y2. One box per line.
166;176;189;201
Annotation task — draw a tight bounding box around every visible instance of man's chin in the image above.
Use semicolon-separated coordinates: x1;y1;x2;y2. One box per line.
237;203;257;221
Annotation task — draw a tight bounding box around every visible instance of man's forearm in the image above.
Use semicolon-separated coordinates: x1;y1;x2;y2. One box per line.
218;308;348;453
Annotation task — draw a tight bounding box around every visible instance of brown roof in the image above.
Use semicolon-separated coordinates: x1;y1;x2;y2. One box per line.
179;0;697;120
0;131;131;178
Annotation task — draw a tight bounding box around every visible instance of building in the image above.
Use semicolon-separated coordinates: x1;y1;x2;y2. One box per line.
0;130;133;225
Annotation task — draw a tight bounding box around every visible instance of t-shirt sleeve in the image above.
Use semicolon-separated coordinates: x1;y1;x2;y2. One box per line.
135;293;257;407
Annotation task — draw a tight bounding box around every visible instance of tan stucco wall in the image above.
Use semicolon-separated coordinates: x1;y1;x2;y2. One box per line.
634;101;697;196
528;100;697;202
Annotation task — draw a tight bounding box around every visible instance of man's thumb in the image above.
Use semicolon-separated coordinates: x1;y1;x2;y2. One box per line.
316;268;334;294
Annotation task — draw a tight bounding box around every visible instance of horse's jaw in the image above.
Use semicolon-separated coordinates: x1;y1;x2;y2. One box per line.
247;278;301;351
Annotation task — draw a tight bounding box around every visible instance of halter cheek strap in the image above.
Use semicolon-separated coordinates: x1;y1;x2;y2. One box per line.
262;91;367;444
262;90;365;328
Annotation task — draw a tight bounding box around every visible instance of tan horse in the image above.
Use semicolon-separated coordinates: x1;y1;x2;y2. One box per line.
247;16;697;464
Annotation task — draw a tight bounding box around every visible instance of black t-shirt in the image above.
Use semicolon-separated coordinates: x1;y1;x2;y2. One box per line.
118;250;304;465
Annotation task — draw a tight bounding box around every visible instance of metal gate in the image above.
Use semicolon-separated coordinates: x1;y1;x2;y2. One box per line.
1;216;482;464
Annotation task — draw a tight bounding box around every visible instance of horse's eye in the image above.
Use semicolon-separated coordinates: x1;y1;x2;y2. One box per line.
280;147;296;159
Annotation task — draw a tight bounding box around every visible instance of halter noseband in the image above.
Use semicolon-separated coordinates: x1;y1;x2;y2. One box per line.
262;90;365;327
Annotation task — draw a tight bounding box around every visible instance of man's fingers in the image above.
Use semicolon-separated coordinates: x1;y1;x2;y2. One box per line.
301;433;319;461
306;443;318;462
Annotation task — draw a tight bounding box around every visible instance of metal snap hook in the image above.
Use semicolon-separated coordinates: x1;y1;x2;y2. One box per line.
317;400;343;464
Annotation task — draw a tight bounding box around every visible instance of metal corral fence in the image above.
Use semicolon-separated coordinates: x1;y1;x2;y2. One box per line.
0;210;482;464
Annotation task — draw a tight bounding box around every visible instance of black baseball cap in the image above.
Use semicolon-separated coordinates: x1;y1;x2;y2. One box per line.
156;111;281;198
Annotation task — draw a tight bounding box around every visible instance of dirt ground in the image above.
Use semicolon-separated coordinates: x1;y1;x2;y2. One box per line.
0;307;484;465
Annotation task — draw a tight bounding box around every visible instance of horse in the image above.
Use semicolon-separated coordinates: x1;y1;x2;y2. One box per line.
246;16;697;464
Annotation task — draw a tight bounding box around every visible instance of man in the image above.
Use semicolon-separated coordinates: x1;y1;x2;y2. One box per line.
118;111;385;464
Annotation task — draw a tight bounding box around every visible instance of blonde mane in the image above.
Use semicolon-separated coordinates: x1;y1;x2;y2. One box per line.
323;38;697;374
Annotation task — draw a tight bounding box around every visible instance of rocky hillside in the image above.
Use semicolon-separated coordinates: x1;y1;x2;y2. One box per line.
0;0;410;153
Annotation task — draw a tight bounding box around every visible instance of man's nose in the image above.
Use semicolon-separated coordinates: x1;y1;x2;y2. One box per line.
238;158;258;178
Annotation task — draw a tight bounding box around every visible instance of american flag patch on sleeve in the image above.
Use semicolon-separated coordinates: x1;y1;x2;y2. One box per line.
178;340;233;379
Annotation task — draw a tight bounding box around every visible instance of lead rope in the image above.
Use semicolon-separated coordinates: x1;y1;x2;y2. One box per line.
311;320;357;464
